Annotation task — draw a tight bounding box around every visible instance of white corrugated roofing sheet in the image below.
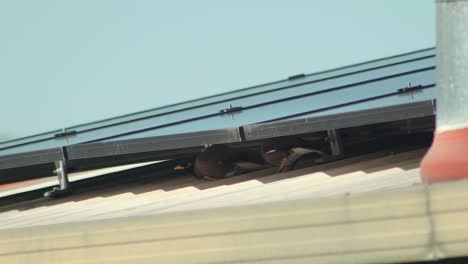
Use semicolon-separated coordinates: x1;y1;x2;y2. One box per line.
0;149;423;229
1;147;467;263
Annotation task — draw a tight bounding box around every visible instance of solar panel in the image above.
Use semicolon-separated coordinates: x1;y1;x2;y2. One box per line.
0;48;436;183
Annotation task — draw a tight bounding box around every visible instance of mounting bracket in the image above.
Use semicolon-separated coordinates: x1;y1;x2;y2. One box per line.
326;129;344;157
44;147;72;198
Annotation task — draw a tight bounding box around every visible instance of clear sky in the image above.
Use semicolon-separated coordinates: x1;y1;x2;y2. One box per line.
0;0;435;141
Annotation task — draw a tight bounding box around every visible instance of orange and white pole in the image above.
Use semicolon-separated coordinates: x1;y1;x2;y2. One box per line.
420;0;468;182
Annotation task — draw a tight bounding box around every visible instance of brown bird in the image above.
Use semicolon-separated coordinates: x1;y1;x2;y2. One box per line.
177;144;267;180
261;136;325;172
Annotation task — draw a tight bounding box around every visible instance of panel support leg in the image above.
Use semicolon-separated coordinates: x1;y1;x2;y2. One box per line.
327;129;344;157
44;147;72;198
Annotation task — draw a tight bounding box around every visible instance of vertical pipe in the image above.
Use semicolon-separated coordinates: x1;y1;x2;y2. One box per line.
420;0;468;182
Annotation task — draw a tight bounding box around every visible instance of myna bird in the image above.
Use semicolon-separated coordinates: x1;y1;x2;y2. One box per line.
176;144;267;180
261;136;325;172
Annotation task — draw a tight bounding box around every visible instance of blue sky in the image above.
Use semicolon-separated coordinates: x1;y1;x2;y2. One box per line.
0;0;435;140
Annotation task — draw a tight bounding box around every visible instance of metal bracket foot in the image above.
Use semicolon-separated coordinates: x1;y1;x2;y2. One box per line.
44;186;72;198
44;147;72;198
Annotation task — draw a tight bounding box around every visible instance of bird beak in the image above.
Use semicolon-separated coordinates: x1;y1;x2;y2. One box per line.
290;147;325;156
173;164;186;170
264;149;278;154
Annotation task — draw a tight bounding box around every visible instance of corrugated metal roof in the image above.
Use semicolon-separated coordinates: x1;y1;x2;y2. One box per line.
1;147;468;263
0;148;424;229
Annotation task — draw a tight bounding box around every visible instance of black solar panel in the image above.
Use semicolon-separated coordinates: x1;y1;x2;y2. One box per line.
0;48;436;182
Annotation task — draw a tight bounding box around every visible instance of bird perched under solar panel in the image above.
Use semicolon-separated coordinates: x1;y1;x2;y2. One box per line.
175;144;267;180
261;136;325;172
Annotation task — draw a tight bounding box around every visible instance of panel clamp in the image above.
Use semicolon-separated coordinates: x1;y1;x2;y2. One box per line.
219;104;243;114
398;82;423;93
54;129;77;138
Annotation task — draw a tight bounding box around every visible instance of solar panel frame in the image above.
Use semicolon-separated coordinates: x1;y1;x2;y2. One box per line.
0;48;437;180
0;48;435;151
243;100;435;140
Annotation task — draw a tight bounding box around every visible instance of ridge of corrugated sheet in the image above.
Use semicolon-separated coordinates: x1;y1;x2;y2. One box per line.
0;149;424;229
1;166;468;263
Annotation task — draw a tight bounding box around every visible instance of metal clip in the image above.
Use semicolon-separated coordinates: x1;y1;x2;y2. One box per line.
54;129;77;138
219;104;243;114
288;73;306;81
398;82;423;93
